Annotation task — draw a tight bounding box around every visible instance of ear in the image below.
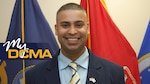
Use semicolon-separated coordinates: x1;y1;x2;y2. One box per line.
55;24;58;36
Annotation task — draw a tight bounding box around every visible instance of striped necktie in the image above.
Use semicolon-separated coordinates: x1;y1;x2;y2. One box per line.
69;62;81;84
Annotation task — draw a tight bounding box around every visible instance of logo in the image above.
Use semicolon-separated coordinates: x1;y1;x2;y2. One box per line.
2;38;52;59
138;53;150;73
138;53;150;82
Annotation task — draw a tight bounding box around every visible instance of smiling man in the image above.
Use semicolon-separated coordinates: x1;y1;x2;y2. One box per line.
55;5;89;61
25;3;125;84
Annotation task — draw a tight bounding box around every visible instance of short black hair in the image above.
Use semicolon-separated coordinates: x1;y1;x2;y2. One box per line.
56;3;87;21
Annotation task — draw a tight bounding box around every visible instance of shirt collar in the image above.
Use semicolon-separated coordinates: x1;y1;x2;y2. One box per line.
58;47;89;70
75;47;89;69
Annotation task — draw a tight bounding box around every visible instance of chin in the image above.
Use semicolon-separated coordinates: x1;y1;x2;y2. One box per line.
68;46;84;52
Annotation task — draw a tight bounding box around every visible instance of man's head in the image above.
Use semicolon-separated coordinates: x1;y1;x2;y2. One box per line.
55;3;89;60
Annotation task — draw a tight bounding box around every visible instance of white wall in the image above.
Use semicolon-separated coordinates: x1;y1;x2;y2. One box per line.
0;0;150;55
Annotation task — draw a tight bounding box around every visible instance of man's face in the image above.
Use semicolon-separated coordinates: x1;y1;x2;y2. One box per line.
55;9;89;53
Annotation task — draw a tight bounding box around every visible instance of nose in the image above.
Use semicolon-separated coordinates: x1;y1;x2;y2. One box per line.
68;26;77;35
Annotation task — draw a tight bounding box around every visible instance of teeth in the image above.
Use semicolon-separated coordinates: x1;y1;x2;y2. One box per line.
68;38;78;40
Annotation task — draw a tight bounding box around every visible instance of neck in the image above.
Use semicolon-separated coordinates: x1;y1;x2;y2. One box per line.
61;47;86;61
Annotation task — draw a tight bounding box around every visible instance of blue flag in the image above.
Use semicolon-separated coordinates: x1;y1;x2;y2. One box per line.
138;21;150;84
2;0;59;84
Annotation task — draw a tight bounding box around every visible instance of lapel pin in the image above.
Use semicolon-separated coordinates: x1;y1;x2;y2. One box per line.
89;77;96;83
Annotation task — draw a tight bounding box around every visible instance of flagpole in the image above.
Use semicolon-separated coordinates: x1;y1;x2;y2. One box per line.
86;0;91;49
21;0;25;84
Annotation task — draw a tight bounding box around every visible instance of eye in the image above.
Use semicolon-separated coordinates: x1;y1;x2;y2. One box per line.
61;22;70;28
75;21;84;28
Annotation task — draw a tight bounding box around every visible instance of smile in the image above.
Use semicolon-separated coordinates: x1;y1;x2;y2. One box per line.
67;38;79;41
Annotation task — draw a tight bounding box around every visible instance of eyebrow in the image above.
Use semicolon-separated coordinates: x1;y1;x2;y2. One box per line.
60;20;84;24
75;20;84;23
60;21;70;24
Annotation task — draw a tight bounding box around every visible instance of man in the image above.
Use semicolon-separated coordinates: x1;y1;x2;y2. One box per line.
25;3;125;84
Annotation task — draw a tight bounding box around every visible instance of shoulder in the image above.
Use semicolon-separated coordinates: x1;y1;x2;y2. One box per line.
88;49;122;69
88;49;124;75
25;60;49;76
88;50;125;83
25;52;59;76
25;59;56;84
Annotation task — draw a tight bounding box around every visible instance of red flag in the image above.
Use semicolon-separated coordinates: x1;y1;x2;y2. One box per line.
80;0;141;84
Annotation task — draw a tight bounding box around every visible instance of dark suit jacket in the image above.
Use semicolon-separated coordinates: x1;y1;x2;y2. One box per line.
25;49;125;84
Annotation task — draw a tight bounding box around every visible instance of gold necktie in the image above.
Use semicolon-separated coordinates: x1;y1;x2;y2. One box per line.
69;62;81;84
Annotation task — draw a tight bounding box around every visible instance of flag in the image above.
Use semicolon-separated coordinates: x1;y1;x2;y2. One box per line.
2;0;59;84
80;0;141;84
138;21;150;84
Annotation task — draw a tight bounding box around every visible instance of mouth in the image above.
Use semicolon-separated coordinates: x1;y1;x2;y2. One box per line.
67;38;79;41
65;37;80;44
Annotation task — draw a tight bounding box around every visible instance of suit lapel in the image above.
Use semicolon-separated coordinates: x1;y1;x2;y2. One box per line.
46;59;60;84
86;50;104;84
42;51;61;84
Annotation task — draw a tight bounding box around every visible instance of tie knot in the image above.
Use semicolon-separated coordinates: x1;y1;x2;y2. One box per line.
69;62;78;70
